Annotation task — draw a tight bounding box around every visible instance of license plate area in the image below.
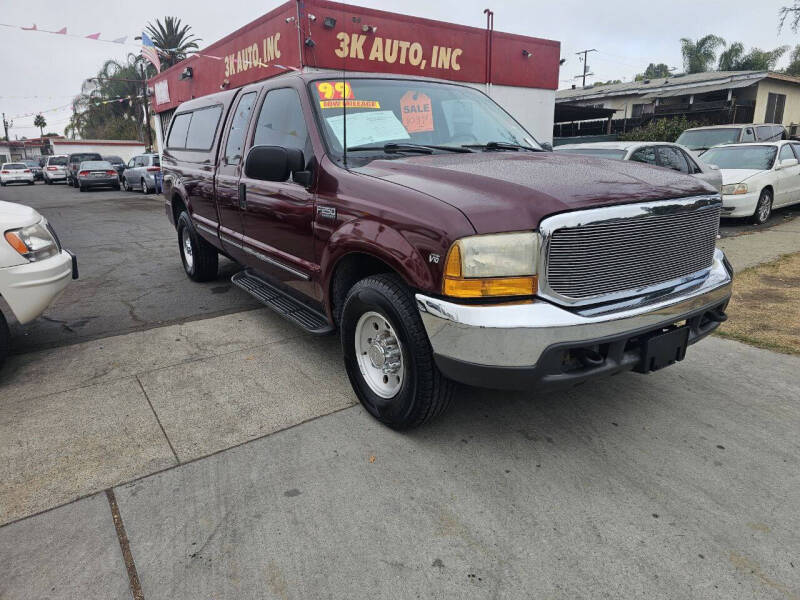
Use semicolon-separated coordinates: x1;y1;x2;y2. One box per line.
635;324;690;373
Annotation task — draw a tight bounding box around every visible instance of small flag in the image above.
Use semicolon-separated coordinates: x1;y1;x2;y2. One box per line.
140;32;161;73
21;23;37;30
54;27;66;34
85;32;100;40
112;36;127;44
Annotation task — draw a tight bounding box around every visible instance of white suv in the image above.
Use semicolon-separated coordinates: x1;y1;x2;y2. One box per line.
0;163;35;186
0;201;77;365
43;155;69;184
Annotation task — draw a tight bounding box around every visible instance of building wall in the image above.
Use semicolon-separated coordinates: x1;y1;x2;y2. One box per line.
466;83;555;143
753;79;800;126
559;94;643;119
51;142;146;163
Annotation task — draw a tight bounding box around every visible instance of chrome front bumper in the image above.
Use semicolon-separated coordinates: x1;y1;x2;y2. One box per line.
417;248;733;387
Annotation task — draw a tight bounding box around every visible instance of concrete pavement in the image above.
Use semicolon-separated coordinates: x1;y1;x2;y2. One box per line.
2;334;798;599
718;218;800;272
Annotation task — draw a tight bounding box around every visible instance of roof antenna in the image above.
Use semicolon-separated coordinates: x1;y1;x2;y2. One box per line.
342;67;348;168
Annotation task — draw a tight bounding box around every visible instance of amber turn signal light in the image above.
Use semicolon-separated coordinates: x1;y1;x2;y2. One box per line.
4;231;29;255
442;244;537;298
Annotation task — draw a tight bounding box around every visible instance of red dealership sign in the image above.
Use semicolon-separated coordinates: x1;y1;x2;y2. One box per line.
149;0;560;113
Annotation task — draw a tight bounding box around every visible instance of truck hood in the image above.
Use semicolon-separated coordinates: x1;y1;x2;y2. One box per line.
719;169;765;185
355;152;714;233
0;200;40;228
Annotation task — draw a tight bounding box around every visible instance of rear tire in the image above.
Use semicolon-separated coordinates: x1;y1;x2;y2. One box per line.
177;211;218;282
341;274;454;430
141;178;149;194
0;311;9;370
750;188;773;225
79;184;85;192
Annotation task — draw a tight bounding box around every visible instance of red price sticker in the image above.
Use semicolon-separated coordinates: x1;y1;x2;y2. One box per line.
400;91;434;133
316;81;354;100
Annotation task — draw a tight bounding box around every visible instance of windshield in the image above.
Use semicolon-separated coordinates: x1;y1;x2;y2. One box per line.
4;163;26;169
71;153;102;162
556;148;626;159
676;128;740;150
104;156;123;164
23;160;39;167
701;145;777;170
81;161;112;170
309;78;539;163
49;156;67;166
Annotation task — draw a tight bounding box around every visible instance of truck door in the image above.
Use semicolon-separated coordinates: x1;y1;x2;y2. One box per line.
238;87;316;288
215;90;258;262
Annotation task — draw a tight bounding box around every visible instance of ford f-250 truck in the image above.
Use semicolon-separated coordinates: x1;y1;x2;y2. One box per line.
162;73;733;430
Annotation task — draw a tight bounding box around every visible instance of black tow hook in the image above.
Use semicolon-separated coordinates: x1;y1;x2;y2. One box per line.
577;348;605;368
705;308;728;323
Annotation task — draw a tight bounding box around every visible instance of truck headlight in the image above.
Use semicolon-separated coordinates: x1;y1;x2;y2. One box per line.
4;218;59;262
443;232;539;298
721;183;748;195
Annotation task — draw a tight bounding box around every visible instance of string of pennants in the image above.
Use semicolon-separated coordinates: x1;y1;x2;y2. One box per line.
0;22;132;46
11;94;147;120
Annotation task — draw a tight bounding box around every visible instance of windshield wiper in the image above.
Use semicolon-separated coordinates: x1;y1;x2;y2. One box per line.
462;141;542;152
346;142;473;154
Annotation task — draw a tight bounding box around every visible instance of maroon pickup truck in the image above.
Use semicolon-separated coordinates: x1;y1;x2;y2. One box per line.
162;73;733;429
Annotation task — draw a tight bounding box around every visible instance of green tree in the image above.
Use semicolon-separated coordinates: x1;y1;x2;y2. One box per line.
785;45;800;75
145;17;201;69
635;63;672;81
619;116;704;142
66;54;155;142
719;42;788;70
33;114;46;139
680;35;726;73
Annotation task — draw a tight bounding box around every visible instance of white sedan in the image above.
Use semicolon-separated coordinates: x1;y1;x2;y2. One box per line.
0;201;77;365
701;141;800;224
555;141;722;192
1;162;35;186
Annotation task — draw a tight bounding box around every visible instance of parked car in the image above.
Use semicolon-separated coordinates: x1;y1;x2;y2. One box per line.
76;160;121;192
676;123;786;153
66;152;102;187
122;153;160;193
556;141;722;192
162;73;732;430
43;155;68;184
701;140;800;224
22;160;43;181
0;200;78;366
103;155;126;178
0;163;34;186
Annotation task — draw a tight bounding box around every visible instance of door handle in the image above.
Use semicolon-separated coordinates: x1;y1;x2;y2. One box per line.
238;183;247;210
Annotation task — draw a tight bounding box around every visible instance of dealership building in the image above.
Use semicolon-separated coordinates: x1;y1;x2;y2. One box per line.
148;0;560;148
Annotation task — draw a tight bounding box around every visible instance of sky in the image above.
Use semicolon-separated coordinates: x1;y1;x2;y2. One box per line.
0;0;796;139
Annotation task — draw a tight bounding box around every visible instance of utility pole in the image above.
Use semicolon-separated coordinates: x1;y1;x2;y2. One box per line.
2;113;10;142
575;48;597;87
140;62;153;152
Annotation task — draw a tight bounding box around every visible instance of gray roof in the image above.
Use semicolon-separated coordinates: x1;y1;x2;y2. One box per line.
556;70;783;103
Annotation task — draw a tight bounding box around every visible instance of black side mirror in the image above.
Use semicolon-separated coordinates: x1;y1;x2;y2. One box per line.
541;141;553;152
245;145;304;182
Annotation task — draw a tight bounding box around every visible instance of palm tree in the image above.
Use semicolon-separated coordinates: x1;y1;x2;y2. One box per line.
145;17;201;69
680;35;726;73
719;43;788;71
33;114;47;139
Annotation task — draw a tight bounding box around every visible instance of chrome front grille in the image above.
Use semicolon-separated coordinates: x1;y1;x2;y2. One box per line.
541;196;721;305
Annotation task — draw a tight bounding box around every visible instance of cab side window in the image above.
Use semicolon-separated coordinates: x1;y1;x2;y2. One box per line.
741;127;756;142
630;146;657;165
224;92;257;165
656;146;689;173
167;112;192;148
253;88;313;167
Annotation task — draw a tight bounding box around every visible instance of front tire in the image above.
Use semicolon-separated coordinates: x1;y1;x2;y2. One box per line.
751;189;773;225
341;274;454;430
177;211;218;282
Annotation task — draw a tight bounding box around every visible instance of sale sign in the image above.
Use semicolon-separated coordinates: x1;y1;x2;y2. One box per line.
400;91;434;133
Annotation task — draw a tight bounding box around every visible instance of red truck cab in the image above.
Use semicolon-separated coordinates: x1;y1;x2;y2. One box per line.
162;72;733;429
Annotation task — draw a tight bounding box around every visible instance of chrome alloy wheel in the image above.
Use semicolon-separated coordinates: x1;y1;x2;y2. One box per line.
354;311;404;398
181;228;194;270
757;194;771;223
